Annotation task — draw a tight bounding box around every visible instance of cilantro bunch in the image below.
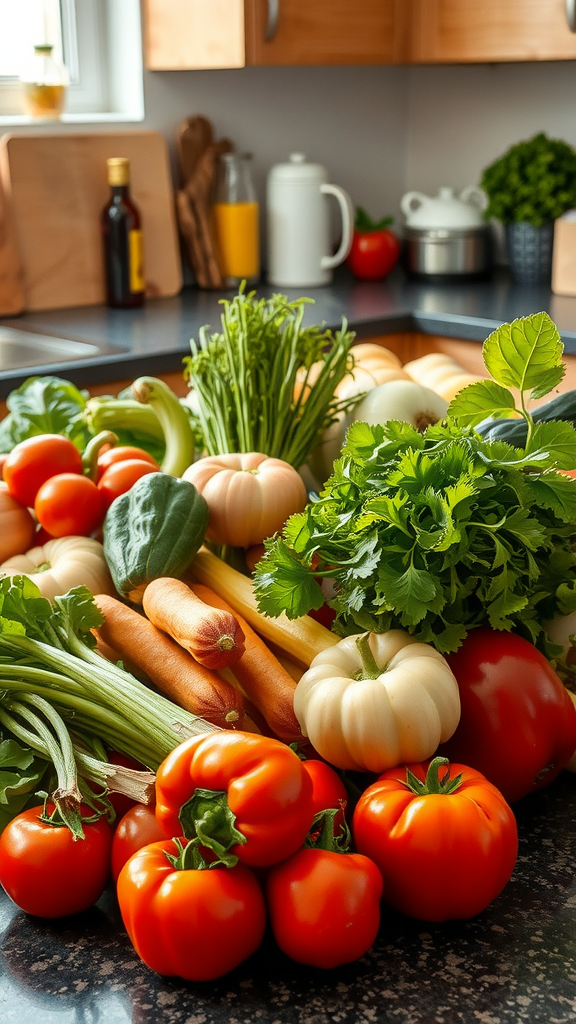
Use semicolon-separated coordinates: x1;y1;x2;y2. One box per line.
254;312;576;654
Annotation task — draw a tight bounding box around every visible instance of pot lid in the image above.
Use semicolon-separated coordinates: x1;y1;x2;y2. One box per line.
268;152;327;184
401;186;487;229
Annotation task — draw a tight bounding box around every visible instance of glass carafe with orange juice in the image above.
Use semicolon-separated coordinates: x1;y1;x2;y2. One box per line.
213;153;260;287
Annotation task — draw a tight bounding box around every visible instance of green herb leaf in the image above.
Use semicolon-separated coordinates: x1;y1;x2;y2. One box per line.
254;539;326;619
482;313;565;399
448;379;518;426
0;375;91;453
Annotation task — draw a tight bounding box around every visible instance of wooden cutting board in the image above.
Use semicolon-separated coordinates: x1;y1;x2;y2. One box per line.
0;167;25;316
0;130;182;311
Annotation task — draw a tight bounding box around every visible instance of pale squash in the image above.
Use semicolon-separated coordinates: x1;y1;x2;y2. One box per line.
182;452;308;549
402;352;487;403
0;536;115;600
0;482;36;562
293;630;461;773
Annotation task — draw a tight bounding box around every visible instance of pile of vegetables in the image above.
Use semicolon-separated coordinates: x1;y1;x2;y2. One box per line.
1;294;576;983
254;311;576;656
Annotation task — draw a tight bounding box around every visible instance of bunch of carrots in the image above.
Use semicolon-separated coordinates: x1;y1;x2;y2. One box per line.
92;547;339;752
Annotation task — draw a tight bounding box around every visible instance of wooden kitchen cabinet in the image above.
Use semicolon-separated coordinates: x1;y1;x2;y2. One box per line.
143;0;409;69
243;0;409;66
409;0;576;64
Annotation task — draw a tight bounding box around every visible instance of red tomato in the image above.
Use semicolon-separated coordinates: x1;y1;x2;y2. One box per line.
346;228;400;281
111;804;165;882
302;759;348;832
3;434;83;508
441;628;576;804
97;460;159;511
117;838;266;980
0;804;113;918
352;757;518;922
97;446;160;480
266;846;382;968
155;731;314;867
105;749;152;825
34;472;105;537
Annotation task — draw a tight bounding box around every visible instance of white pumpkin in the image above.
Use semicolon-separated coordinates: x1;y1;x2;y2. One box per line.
294;629;461;773
0;535;115;600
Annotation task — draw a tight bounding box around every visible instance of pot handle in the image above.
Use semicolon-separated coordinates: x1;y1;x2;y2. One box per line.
400;191;428;219
320;184;355;269
460;185;488;210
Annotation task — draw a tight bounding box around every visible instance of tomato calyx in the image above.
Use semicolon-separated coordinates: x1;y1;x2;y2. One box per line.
305;808;351;853
36;790;107;842
178;787;247;867
163;836;216;872
401;757;464;797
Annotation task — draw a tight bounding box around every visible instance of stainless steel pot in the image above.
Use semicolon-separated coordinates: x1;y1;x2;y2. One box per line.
403;225;493;280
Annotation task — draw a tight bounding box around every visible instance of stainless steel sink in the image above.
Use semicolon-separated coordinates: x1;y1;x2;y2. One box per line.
0;326;108;371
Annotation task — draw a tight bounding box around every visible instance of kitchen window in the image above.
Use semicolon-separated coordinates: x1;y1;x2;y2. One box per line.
0;0;144;123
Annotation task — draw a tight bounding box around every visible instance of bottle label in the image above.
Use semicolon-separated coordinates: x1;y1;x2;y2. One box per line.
129;230;145;293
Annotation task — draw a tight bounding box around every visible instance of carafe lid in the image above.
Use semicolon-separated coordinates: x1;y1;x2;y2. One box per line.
268;152;327;184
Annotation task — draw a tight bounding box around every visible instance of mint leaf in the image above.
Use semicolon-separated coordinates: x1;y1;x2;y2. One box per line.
449;379;518;426
482;312;565;399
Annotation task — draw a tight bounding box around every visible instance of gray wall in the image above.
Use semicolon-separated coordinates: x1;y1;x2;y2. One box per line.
141;57;576;229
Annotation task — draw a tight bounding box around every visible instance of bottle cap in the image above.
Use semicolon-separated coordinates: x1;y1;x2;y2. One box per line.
107;157;130;186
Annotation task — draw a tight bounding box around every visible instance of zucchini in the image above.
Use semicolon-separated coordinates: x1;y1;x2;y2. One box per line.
475;389;576;445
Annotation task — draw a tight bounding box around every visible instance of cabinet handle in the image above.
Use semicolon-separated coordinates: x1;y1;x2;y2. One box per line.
567;0;576;32
265;0;279;40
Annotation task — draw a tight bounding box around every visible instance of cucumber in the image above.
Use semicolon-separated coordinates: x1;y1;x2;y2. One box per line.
475;389;576;445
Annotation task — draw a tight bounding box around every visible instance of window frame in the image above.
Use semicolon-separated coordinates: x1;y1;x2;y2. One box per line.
0;0;144;124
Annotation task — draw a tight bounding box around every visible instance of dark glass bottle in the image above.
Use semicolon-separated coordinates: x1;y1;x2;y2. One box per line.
101;156;145;308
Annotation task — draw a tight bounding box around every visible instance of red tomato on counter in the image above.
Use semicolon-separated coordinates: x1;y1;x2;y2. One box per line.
440;627;576;804
352;757;518;922
117;838;266;981
111;804;165;882
346;208;400;281
266;845;382;968
0;804;112;918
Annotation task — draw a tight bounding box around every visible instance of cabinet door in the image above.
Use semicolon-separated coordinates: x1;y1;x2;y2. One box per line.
244;0;409;65
144;0;245;69
410;0;576;63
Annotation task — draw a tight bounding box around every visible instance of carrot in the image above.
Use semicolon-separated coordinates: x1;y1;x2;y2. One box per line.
189;547;339;667
142;576;245;669
189;582;309;748
93;593;254;733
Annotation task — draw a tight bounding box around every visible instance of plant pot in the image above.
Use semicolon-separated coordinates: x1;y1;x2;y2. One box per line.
505;222;554;285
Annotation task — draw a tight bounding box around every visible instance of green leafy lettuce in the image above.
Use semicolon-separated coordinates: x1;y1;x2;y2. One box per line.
254;312;576;655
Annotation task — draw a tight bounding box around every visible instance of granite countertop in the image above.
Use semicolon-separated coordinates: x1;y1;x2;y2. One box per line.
1;772;576;1024
1;266;576;399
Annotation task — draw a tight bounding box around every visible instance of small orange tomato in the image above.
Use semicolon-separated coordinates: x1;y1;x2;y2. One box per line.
34;473;105;537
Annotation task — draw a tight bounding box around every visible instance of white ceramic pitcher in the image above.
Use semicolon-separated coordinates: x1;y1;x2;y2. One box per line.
266;153;354;287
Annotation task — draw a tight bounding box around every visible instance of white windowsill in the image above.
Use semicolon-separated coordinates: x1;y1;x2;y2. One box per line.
0;111;145;127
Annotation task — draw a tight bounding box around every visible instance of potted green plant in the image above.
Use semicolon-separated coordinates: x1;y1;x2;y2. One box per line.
480;132;576;285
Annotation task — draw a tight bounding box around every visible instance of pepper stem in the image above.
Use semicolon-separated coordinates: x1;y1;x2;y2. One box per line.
178;787;246;868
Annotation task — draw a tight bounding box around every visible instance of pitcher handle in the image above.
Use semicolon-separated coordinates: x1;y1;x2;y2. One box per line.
320;183;354;269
